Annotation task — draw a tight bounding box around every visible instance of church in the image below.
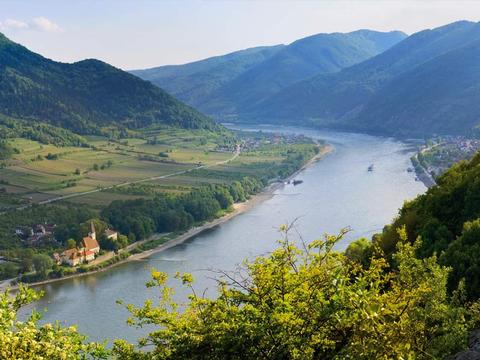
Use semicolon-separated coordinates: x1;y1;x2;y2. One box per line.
56;222;101;266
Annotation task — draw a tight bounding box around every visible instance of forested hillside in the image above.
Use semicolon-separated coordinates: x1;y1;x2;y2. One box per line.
130;45;284;110
0;32;218;134
133;30;406;117
248;21;480;136
373;151;480;300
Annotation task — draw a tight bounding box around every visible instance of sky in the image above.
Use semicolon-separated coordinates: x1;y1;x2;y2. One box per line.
0;0;479;70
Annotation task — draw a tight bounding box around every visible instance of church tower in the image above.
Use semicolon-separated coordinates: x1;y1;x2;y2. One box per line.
88;221;96;240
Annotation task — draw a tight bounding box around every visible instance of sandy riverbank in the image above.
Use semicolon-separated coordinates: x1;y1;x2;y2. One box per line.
0;144;333;291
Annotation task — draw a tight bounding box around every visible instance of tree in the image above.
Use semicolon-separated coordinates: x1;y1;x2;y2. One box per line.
117;234;129;249
0;285;107;359
66;238;77;249
79;218;108;238
93;163;99;171
20;249;34;273
74;168;81;175
113;228;475;359
32;254;53;279
344;237;372;267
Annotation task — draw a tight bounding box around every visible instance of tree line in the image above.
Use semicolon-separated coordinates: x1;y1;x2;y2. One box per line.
102;177;263;241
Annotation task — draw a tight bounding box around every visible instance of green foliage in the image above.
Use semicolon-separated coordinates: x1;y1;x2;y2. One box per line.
32;253;53;279
0;262;18;279
0;34;218;134
375;151;480;299
46;152;59;160
0;115;87;147
0;141;13;161
0;204;96;251
0;285;107;359
101;182;252;241
113;230;474;359
344;237;372;267
66;239;77;249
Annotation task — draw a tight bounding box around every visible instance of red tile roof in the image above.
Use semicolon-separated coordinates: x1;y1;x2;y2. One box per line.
83;236;99;251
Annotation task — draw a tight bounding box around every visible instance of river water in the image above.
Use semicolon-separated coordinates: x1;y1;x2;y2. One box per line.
24;127;426;344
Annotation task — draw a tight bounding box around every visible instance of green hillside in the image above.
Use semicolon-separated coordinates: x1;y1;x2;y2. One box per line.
375;150;480;300
130;45;284;110
0;33;218;134
353;39;480;135
248;21;480;136
133;30;406;117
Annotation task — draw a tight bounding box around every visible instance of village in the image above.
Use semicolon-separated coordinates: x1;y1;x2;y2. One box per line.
16;221;119;268
215;132;310;153
415;135;480;177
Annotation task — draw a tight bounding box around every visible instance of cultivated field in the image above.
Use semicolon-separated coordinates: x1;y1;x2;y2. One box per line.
0;128;304;209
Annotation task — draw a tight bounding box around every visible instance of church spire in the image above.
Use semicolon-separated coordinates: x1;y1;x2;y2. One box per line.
89;221;96;240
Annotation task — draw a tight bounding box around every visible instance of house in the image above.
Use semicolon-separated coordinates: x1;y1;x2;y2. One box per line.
53;252;62;265
15;226;33;239
16;223;56;244
60;248;82;267
82;249;96;262
33;224;46;236
105;229;118;241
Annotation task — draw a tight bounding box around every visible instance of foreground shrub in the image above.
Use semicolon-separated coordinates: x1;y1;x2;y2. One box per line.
114;228;477;359
0;285;107;359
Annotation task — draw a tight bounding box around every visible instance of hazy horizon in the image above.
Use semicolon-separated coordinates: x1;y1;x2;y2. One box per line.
1;0;479;70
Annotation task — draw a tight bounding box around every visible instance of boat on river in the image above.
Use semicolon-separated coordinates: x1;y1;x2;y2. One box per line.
292;179;303;186
368;164;374;172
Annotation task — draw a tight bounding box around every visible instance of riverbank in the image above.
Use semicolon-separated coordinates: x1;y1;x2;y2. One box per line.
0;144;333;292
411;153;436;188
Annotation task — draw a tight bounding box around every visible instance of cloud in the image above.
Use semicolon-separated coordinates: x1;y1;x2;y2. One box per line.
31;17;62;33
3;18;29;30
0;17;62;33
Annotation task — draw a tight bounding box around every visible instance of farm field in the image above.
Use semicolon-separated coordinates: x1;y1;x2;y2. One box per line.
0;128;312;209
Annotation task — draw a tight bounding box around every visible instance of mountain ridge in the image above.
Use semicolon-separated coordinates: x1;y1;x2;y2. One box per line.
132;29;407;117
245;20;480;136
0;33;218;134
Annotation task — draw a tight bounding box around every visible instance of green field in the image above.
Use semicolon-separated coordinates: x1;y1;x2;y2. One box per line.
0;128;315;209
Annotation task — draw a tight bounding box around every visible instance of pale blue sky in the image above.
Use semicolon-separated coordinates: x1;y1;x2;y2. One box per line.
1;0;479;70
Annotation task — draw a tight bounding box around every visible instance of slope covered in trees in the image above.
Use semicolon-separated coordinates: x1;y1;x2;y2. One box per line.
0;32;218;134
130;45;284;110
373;151;480;300
133;30;406;117
247;20;480;136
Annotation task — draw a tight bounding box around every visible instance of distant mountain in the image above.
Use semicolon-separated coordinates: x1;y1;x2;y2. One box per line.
248;21;480;136
132;30;406;117
131;45;284;110
0;33;217;134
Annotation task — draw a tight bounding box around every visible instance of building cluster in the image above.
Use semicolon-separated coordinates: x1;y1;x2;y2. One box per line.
52;222;118;267
215;133;307;153
15;223;56;245
418;136;480;176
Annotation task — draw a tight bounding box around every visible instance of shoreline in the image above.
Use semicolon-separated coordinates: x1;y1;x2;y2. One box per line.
411;153;436;188
0;144;333;291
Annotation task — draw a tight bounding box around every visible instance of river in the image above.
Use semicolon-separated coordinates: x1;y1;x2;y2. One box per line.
23;127;426;344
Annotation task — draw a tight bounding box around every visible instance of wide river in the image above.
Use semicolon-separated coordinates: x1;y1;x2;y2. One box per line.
24;127;426;344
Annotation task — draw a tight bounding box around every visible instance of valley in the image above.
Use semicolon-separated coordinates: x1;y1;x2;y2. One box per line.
2;6;480;358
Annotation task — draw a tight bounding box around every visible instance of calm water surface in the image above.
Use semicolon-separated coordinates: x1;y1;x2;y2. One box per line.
24;127;426;344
